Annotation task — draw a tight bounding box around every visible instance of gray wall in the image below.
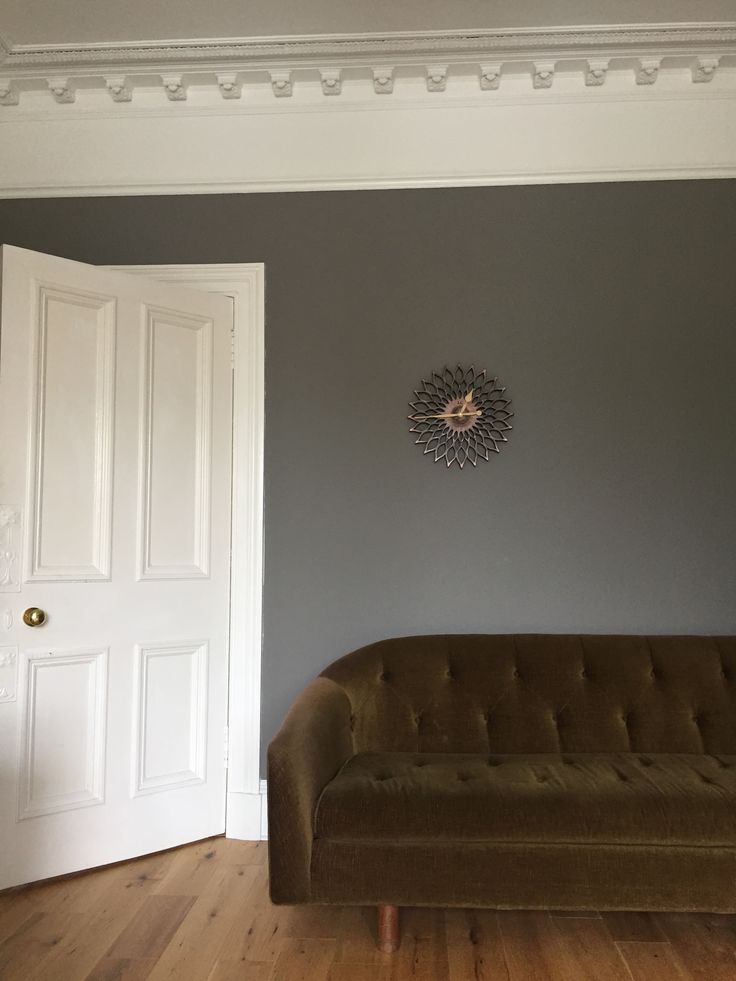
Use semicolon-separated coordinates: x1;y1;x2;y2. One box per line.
1;181;735;771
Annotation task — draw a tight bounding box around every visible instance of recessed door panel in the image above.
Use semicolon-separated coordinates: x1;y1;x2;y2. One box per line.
28;285;115;581
18;649;107;819
134;641;208;795
138;307;213;580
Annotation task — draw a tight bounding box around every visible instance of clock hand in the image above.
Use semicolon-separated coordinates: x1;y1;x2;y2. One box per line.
414;410;483;421
457;390;474;417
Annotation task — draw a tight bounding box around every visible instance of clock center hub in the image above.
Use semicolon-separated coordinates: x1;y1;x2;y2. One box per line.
444;398;479;431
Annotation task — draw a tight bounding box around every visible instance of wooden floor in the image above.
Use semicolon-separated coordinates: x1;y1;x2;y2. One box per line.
2;838;736;980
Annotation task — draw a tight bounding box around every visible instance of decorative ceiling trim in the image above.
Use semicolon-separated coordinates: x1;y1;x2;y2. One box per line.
0;22;733;110
0;22;734;198
0;22;734;75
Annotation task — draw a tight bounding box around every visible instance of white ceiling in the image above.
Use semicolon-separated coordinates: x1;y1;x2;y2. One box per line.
3;0;735;46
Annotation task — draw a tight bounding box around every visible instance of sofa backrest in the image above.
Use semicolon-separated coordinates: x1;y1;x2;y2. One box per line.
320;634;736;755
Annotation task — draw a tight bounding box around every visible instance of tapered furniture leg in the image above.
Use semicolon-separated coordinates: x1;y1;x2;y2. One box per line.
377;904;400;952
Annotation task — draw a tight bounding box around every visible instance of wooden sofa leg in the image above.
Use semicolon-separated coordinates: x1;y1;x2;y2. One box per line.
377;904;400;952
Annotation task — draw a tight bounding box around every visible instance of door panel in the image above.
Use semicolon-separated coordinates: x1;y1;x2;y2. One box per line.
28;285;116;580
0;245;233;888
139;305;212;579
18;648;108;819
133;640;208;795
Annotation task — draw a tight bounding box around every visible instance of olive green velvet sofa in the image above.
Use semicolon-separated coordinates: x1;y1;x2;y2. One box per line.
268;634;736;949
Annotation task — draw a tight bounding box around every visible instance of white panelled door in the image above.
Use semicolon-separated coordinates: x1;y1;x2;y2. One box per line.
0;246;234;889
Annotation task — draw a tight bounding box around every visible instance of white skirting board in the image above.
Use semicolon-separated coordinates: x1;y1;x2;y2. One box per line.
226;781;268;841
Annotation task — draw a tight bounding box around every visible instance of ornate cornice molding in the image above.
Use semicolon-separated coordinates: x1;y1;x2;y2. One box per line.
0;22;733;108
0;23;734;77
0;21;734;199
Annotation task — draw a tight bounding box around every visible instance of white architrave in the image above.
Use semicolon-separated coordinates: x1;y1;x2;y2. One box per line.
106;262;265;840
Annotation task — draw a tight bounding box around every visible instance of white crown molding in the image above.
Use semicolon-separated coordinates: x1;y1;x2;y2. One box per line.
0;22;734;198
3;23;736;66
0;22;731;111
0;23;733;92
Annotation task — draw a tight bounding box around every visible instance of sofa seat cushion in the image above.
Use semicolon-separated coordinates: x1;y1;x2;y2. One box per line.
314;752;736;846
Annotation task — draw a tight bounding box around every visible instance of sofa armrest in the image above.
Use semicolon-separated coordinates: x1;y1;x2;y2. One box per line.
267;676;354;903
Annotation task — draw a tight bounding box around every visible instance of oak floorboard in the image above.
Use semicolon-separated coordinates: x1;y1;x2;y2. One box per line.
98;894;196;962
145;865;259;981
153;840;229;898
0;898;45;947
267;938;337;981
279;904;342;941
0;909;77;981
444;908;510;981
551;915;633;981
327;963;393;981
388;908;451;981
0;869;119;945
332;907;383;965
616;940;689;980
498;910;592;981
216;876;327;967
23;859;177;981
85;957;157;981
654;913;736;981
205;958;273;981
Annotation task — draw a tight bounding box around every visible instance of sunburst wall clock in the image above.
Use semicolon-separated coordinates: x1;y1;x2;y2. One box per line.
408;365;513;468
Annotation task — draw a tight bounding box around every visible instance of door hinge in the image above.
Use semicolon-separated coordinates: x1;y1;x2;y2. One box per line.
230;324;236;368
223;725;230;769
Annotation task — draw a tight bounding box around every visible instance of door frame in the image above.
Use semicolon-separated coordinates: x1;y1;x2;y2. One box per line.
106;262;265;840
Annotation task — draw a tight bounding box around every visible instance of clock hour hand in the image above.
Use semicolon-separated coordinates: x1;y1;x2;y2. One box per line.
458;389;474;416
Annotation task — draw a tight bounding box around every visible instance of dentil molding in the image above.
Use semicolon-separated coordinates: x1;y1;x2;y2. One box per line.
0;23;734;107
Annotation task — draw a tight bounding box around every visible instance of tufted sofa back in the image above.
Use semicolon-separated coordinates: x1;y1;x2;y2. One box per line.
320;634;736;756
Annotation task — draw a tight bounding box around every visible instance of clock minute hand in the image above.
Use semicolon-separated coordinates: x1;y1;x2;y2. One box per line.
414;410;483;421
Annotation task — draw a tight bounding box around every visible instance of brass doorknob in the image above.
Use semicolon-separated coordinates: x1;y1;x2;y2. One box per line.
23;607;47;627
